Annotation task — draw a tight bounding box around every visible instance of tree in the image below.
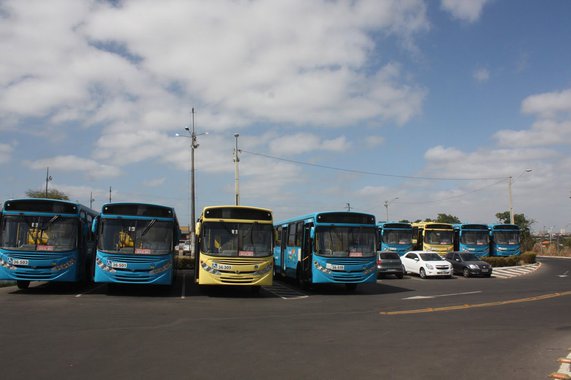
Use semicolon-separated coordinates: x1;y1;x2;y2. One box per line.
495;211;535;251
435;213;461;224
25;189;69;200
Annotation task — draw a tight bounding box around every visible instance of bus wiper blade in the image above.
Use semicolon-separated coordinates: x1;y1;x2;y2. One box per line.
141;219;156;237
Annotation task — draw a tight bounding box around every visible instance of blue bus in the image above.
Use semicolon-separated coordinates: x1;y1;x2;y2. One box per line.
377;222;413;256
453;224;490;257
273;211;377;291
0;198;98;289
488;224;521;256
92;203;180;286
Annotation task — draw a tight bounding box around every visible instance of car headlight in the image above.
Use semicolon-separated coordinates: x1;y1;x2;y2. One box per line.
425;263;434;270
468;264;478;269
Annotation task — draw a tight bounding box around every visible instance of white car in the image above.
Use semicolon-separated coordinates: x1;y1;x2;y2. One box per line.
401;251;453;279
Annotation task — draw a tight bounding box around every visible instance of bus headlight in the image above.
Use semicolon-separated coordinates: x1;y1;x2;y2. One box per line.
150;261;172;275
200;261;221;275
52;258;76;272
254;263;272;276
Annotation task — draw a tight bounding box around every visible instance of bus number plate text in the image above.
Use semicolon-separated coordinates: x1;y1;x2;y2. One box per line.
109;261;128;269
326;263;344;271
12;259;29;266
212;263;232;270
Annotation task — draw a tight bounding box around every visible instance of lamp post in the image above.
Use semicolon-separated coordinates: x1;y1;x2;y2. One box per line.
384;197;398;221
45;167;52;198
176;108;207;248
233;133;240;205
508;169;532;224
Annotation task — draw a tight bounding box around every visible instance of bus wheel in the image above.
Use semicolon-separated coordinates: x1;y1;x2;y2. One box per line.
345;283;357;292
17;280;30;290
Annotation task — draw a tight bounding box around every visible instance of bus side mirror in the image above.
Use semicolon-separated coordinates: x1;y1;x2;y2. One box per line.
310;227;315;239
92;217;99;235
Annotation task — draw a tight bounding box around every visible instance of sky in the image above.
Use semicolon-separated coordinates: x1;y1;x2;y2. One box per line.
1;0;571;233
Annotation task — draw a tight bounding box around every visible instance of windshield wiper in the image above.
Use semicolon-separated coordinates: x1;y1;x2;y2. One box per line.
141;219;156;237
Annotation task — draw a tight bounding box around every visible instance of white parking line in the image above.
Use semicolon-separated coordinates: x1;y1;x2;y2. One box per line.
403;291;482;300
263;282;308;300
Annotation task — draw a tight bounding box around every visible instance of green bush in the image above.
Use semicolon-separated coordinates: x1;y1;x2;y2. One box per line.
482;253;536;267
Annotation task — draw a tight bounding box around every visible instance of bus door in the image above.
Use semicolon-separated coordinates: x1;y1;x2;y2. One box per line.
280;226;288;274
301;223;313;281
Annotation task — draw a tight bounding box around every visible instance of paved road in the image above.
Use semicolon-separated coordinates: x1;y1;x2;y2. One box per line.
0;257;569;379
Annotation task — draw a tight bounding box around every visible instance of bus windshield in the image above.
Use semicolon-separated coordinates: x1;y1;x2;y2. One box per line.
316;226;376;257
201;222;273;257
425;230;453;245
461;231;489;245
98;219;173;255
494;231;520;245
382;230;412;245
1;215;78;252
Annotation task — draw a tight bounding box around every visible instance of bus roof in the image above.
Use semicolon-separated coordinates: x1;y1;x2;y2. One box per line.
276;211;375;226
100;202;176;219
377;222;412;229
452;223;489;230
488;223;520;230
200;205;273;222
411;222;453;230
2;198;97;216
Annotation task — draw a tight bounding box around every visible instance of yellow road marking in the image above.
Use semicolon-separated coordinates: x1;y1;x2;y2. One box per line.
380;290;571;315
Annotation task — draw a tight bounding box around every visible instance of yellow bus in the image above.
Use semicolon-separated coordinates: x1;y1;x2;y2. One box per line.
411;222;454;255
194;205;274;289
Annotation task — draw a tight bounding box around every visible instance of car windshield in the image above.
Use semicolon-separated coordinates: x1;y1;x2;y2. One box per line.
316;226;376;257
461;231;489;245
98;219;173;255
201;222;273;257
382;230;412;245
494;231;520;245
380;252;400;260
459;253;479;261
425;230;453;245
420;253;443;261
1;215;78;252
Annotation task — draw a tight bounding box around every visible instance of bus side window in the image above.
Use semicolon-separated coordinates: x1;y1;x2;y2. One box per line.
288;223;296;246
295;221;303;246
275;226;282;247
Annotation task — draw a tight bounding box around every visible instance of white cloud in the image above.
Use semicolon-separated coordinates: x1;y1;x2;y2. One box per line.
365;135;385;148
143;177;166;187
269;133;349;155
521;88;571;119
440;0;491;23
473;67;490;83
25;155;121;179
0;143;13;163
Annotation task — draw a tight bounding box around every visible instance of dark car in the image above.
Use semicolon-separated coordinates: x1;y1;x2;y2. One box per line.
377;251;404;279
445;252;492;278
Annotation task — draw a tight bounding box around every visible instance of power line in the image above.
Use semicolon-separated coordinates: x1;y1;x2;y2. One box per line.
240;149;506;181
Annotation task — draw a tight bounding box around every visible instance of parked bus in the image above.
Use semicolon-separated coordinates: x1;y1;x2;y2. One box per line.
0;198;97;289
488;224;521;256
92;203;180;286
274;211;377;291
377;222;413;256
195;205;274;289
411;222;454;255
453;224;490;257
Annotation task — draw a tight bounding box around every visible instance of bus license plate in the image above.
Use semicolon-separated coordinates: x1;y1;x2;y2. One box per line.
109;261;127;269
212;263;232;270
326;263;344;271
12;259;29;266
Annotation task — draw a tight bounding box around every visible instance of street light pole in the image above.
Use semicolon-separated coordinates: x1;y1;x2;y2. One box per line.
45;167;52;198
176;108;207;252
233;133;240;206
508;169;532;224
384;197;399;221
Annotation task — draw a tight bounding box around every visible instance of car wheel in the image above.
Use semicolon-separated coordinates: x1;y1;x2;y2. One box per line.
396;273;404;279
419;268;427;279
463;268;470;278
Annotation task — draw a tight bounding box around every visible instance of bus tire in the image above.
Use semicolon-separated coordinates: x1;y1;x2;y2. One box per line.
17;280;30;290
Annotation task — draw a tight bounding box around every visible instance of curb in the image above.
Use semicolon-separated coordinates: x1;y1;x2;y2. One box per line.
549;348;571;379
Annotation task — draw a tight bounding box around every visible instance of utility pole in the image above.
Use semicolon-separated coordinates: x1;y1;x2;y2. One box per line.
109;186;112;202
346;203;351;212
234;133;240;205
90;192;95;209
45;167;52;197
